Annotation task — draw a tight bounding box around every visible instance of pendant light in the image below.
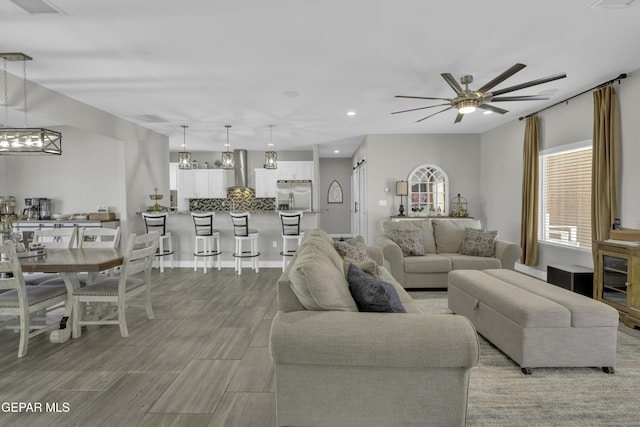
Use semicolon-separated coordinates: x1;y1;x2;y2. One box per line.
177;124;191;169
0;52;62;155
264;124;277;169
221;124;235;169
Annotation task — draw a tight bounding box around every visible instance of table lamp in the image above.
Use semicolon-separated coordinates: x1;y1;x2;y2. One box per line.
396;180;408;216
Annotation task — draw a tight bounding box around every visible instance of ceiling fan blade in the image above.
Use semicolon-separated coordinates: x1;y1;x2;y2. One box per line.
416;106;454;122
441;73;464;95
491;95;550;102
475;63;527;94
395;95;452;101
489;73;567;97
478;104;508;114
454;112;464;123
391;103;452;115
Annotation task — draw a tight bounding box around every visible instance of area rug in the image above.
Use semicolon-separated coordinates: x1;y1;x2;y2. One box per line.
409;291;640;427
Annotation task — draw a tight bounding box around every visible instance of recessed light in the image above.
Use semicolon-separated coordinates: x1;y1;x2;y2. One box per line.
334;150;340;154
268;143;274;147
347;111;356;116
483;110;493;115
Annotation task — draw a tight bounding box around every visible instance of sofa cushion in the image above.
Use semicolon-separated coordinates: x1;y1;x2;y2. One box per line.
343;258;379;279
347;264;406;313
390;229;425;256
403;254;452;273
432;219;482;253
459;228;498;257
383;220;436;253
445;253;502;270
299;234;344;271
289;245;358;312
334;236;370;263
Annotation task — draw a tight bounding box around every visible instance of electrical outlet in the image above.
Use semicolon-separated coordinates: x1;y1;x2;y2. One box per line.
273;241;277;248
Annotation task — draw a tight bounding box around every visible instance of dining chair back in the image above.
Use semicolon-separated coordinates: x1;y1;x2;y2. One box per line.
0;241;69;358
32;227;77;249
71;231;160;338
78;227;121;248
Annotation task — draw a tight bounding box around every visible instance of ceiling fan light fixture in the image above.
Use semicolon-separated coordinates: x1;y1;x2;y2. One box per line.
457;100;477;114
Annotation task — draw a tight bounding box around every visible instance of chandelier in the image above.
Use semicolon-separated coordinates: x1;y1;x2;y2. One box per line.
264;124;277;169
221;124;235;169
0;52;62;155
177;124;191;169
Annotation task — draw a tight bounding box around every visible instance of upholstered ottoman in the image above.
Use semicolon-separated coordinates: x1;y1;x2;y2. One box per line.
448;269;619;374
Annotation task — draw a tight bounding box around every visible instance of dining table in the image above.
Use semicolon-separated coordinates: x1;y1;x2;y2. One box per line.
19;248;124;343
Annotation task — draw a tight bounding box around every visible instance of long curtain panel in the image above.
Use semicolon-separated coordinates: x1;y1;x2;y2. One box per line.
520;115;539;266
591;85;620;247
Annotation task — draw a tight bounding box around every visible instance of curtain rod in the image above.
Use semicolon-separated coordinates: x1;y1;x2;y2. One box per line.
519;73;627;121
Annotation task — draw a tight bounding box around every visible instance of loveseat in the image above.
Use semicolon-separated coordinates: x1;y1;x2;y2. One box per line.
375;218;521;289
269;229;479;427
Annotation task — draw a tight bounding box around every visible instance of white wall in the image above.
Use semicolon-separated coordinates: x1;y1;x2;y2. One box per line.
363;134;482;242
481;69;640;273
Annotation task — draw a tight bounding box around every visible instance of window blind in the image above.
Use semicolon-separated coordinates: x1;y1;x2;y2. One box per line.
539;145;592;250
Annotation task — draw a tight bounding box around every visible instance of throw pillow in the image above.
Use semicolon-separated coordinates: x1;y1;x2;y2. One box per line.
343;259;379;279
432;219;482;253
289;245;358;312
390;229;425;256
347;264;406;313
334;236;370;262
459;227;498;257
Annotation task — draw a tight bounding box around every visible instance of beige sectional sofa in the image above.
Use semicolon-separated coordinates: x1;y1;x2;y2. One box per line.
269;229;479;427
375;218;521;288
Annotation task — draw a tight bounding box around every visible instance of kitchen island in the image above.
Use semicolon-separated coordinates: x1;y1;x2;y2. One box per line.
137;210;323;269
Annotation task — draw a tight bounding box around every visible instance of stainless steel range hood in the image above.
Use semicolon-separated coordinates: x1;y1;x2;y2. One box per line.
232;149;250;189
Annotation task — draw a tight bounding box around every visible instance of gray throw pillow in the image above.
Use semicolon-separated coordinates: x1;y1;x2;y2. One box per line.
347;264;406;313
390;229;425;256
343;259;379;279
459;227;498;257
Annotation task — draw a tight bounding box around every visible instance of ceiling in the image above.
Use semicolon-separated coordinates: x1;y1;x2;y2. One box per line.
1;0;639;158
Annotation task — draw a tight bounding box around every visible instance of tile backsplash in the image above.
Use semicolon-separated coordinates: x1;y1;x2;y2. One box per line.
189;198;275;211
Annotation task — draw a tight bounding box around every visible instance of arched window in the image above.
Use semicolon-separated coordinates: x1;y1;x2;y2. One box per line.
407;164;449;215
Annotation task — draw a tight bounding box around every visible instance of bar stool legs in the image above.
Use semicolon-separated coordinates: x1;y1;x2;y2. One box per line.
194;232;221;273
279;211;304;272
281;233;304;271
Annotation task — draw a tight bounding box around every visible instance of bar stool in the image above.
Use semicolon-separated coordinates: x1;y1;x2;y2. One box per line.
230;212;260;275
279;211;305;271
141;211;174;272
191;212;221;273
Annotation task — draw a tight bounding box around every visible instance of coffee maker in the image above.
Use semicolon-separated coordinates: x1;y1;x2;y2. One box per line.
23;197;51;220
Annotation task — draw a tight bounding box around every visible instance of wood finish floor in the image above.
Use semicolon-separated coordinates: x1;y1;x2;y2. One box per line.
0;267;280;427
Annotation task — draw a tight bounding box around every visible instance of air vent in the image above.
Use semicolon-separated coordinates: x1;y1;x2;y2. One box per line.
10;0;62;14
591;0;636;8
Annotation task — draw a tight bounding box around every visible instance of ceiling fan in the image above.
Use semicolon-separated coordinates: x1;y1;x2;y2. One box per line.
392;63;566;123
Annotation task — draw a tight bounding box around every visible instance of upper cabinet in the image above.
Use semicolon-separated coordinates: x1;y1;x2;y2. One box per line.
255;168;278;198
277;161;313;181
178;170;227;205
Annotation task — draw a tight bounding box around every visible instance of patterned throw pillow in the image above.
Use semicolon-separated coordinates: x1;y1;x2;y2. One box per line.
459;227;498;257
334;236;370;262
390;229;425;256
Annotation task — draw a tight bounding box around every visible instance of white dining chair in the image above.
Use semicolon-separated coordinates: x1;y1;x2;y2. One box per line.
0;241;69;358
23;227;78;287
71;231;160;338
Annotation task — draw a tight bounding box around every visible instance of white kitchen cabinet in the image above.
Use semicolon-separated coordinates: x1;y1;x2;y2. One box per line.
178;169;227;200
208;169;228;198
277;161;313;181
254;168;278;197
